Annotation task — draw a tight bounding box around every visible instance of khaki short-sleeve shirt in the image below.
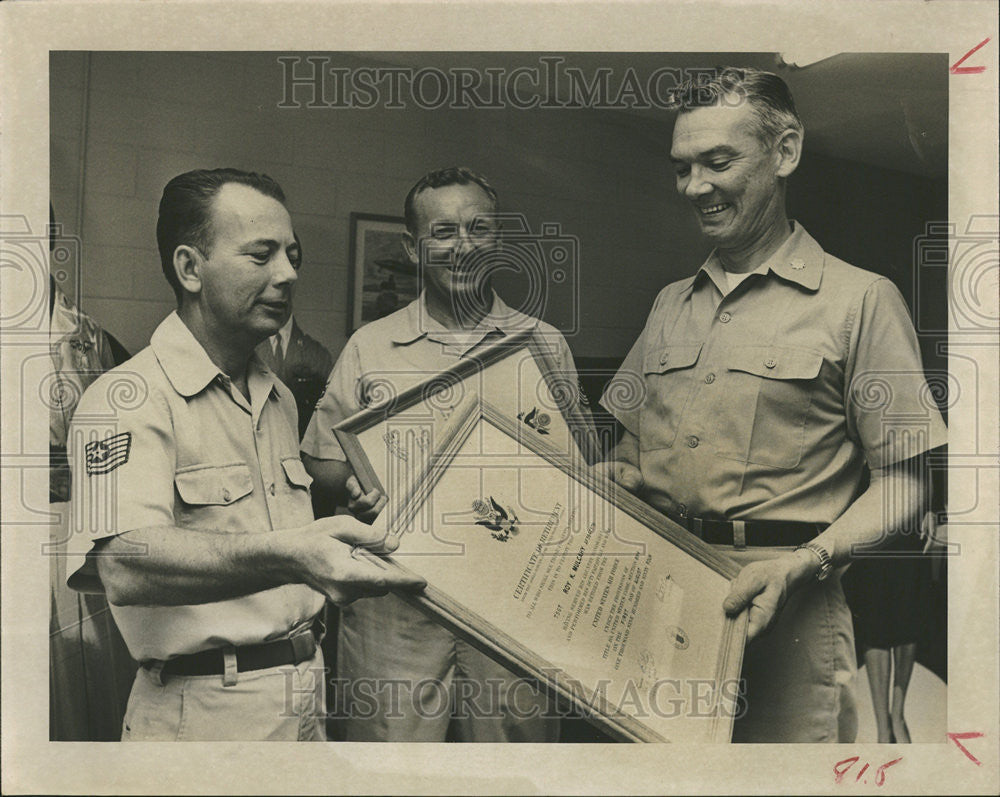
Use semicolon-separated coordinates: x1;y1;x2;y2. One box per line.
601;223;947;525
66;312;323;661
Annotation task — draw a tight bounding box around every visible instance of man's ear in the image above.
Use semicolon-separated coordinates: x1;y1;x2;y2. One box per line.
173;245;203;296
401;230;419;267
775;128;803;178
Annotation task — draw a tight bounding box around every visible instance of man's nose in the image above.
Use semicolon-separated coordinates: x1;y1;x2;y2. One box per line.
272;250;298;285
453;230;477;260
682;166;712;200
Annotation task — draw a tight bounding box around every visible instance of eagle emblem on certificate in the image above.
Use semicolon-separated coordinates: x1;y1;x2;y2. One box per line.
472;496;520;542
517;406;550;434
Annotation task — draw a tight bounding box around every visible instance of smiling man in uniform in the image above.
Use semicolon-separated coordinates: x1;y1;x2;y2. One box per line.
302;166;579;741
600;69;946;742
66;168;424;741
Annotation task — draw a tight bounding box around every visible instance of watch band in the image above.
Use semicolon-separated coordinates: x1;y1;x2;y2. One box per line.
795;542;833;581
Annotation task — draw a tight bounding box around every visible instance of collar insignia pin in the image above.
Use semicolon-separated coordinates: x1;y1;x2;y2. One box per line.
790;258;806;270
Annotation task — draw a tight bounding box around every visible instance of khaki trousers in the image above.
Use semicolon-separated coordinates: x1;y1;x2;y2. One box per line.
121;649;326;741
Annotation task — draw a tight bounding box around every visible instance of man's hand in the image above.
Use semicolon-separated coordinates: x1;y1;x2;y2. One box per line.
594;430;644;496
346;474;387;524
592;460;644;495
722;551;816;642
284;515;424;606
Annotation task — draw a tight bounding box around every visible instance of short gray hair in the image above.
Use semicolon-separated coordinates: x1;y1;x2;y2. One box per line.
669;67;804;143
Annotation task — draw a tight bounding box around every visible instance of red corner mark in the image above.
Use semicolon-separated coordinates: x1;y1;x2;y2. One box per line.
950;38;991;74
947;732;985;766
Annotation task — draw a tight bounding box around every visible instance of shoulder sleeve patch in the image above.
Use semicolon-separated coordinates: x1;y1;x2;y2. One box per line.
85;432;132;475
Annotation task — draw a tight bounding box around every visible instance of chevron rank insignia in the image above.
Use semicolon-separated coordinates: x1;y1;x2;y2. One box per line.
85;432;132;475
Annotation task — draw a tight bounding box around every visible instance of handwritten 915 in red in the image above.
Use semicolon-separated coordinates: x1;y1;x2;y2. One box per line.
834;756;903;787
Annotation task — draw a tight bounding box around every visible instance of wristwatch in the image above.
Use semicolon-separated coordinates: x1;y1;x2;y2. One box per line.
795;542;833;581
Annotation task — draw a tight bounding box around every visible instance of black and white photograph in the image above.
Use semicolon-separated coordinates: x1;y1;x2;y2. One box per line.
1;2;997;795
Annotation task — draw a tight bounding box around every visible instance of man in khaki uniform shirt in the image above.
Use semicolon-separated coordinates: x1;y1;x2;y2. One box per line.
601;70;946;742
67;168;423;741
303;167;576;741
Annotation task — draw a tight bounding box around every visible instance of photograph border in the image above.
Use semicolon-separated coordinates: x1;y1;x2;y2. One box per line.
2;2;997;792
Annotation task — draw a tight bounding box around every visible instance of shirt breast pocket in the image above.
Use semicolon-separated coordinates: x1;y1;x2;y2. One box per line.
638;343;703;452
717;346;824;469
281;457;313;493
174;463;254;529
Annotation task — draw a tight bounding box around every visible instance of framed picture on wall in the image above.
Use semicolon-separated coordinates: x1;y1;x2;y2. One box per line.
347;212;420;334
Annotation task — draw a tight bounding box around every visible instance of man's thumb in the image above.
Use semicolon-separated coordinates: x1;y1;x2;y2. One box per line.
723;572;761;615
615;464;643;493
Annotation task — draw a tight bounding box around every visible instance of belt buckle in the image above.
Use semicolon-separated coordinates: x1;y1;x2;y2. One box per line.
289;625;316;664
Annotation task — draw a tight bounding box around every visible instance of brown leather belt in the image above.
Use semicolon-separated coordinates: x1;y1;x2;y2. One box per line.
669;514;826;547
153;618;323;678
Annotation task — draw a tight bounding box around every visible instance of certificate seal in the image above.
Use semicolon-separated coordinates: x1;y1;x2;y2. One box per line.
666;625;690;650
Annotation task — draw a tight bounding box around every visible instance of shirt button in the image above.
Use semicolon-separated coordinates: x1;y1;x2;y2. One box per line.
222;488;231;502
704;373;716;384
686;435;700;448
269;483;276;496
659;352;669;365
764;358;777;369
719;312;732;324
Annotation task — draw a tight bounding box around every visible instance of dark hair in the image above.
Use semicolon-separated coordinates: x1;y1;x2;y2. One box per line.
669;67;803;143
403;167;498;234
156;168;286;301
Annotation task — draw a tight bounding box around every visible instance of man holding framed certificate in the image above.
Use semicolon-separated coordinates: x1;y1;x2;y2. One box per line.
600;69;947;742
63;168;425;741
302;167;585;742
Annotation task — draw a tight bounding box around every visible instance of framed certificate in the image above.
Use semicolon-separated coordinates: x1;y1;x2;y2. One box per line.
339;394;748;743
333;327;601;499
